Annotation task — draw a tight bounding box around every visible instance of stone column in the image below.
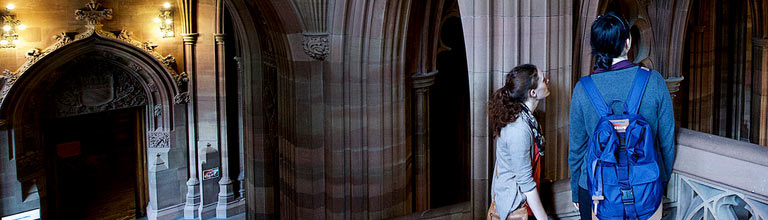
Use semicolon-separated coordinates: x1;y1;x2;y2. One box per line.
214;33;237;218
751;37;768;145
666;76;685;125
182;33;201;219
234;56;246;200
411;71;437;211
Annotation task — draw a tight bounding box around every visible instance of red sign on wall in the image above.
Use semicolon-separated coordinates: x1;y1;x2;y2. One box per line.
203;168;220;180
56;142;81;158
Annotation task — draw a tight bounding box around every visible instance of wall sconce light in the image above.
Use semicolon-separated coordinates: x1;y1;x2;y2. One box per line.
0;3;23;48
154;2;173;38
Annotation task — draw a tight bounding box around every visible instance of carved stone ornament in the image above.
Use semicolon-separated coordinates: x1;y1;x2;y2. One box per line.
0;69;18;101
0;1;181;111
25;48;41;61
148;130;171;148
49;56;147;118
174;92;189;104
302;34;330;60
75;0;113;26
154;105;162;117
174;72;188;89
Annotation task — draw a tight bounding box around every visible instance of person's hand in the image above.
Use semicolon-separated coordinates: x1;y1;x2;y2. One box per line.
573;203;579;210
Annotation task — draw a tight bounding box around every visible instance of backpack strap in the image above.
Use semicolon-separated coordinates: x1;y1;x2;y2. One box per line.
626;67;651;115
579;76;610;117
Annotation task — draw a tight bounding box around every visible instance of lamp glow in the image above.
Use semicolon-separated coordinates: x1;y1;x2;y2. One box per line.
0;3;20;48
158;3;174;38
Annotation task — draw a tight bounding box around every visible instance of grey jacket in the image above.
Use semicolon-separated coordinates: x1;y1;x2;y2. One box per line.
491;116;537;220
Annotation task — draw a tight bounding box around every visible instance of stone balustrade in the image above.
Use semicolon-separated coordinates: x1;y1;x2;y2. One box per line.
551;128;768;219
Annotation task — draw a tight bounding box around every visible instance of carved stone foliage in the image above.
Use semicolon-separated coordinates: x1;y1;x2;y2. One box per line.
302;34;329;60
174;92;189;104
0;2;181;111
148;130;171;148
174;72;189;103
48;57;147;118
670;175;768;220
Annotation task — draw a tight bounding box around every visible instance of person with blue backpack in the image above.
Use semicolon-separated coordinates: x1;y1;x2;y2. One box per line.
568;12;676;220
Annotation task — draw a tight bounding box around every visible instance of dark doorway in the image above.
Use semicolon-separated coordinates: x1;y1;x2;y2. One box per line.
44;107;147;219
430;0;471;208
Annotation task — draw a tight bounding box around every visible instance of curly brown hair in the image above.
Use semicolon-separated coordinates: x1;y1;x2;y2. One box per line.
488;64;539;138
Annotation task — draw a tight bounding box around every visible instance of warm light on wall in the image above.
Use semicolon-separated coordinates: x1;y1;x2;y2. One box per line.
0;3;22;48
155;2;173;38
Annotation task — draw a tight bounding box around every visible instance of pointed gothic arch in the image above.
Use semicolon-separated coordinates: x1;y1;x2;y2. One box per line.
0;27;184;218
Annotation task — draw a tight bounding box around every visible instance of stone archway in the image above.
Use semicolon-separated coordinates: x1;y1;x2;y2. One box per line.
212;0;294;219
0;27;183;219
41;56;149;218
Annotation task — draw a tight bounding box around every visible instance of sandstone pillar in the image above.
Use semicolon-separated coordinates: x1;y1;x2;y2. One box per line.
412;71;437;211
214;33;237;218
751;38;768;145
182;33;201;219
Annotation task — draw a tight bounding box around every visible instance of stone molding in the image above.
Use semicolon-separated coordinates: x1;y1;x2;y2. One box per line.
754;37;768;47
214;33;226;44
181;33;199;44
411;71;438;89
292;0;328;33
302;34;329;60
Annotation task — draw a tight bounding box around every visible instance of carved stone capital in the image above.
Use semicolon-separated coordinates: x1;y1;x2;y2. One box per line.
181;33;200;44
302;34;330;60
665;76;684;99
412;71;438;89
214;33;226;44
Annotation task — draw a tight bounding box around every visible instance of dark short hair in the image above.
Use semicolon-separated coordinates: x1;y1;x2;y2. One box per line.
590;11;630;70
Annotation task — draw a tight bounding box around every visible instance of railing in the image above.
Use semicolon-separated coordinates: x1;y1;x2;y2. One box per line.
552;128;768;220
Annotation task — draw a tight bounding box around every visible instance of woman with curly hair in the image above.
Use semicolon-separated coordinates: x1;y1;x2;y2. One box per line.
487;64;550;220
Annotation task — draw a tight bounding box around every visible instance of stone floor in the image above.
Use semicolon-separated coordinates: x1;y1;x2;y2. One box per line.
135;212;246;220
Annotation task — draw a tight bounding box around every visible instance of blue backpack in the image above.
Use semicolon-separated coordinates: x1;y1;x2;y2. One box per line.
580;67;663;220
